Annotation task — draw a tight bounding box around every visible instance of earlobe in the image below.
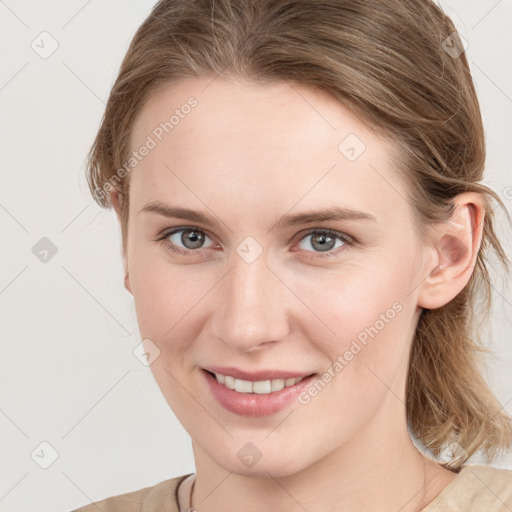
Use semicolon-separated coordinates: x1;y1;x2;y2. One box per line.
124;271;132;294
121;251;133;294
110;188;124;222
417;193;484;310
110;189;132;294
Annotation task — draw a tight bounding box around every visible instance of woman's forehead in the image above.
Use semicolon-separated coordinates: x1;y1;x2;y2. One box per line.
128;77;406;217
130;77;384;157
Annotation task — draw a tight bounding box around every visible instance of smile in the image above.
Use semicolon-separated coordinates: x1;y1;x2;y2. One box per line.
202;369;318;416
211;371;306;395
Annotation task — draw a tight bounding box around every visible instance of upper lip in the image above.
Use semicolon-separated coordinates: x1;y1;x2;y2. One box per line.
204;366;315;381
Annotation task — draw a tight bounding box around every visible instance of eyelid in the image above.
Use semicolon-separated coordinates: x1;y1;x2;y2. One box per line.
292;227;356;246
157;225;213;239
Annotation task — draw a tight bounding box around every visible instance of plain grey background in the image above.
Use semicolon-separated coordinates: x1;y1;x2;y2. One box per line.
0;1;511;511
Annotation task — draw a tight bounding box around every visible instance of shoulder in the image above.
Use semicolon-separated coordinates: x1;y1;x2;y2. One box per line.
422;463;512;512
70;473;192;512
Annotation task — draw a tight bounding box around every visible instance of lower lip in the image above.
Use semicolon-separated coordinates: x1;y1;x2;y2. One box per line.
202;369;317;417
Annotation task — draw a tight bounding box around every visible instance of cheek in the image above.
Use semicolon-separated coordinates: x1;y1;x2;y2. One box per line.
296;259;414;385
128;258;207;411
128;252;202;343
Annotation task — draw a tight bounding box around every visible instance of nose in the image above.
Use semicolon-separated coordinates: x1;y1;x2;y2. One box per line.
211;250;292;352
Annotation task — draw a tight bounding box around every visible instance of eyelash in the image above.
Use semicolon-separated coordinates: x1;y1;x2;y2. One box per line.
156;226;356;259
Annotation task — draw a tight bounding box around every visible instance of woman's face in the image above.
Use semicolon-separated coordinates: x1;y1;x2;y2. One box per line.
124;77;433;476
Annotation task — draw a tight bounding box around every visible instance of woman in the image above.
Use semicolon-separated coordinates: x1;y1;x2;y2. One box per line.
72;0;512;510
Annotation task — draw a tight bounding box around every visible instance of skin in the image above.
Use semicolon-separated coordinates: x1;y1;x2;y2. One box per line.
112;77;484;511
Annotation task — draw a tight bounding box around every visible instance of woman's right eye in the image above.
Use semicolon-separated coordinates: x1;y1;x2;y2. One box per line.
158;227;216;256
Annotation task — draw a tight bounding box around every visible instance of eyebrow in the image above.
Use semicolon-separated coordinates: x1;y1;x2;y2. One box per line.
140;200;377;230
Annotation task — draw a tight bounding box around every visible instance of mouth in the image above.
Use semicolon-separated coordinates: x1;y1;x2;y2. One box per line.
203;369;314;395
201;368;318;416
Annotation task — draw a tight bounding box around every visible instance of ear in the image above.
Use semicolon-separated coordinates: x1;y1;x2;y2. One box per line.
110;187;123;220
417;192;485;310
109;189;132;295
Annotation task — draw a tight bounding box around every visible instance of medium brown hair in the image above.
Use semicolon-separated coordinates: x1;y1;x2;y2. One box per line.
86;0;512;469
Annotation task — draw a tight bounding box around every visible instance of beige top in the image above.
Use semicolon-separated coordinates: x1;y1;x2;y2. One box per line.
71;463;512;512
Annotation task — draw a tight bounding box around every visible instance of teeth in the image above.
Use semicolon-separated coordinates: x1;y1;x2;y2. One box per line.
213;372;305;394
253;380;271;394
224;375;235;389
271;379;285;392
235;379;253;393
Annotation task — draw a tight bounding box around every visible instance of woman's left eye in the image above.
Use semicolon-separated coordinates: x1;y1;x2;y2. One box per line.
295;229;351;257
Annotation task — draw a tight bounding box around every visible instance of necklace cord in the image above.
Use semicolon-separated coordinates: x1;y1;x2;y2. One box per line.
188;474;195;511
186;457;427;511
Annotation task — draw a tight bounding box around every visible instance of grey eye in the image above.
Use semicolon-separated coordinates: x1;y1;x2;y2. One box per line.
169;228;207;249
298;232;344;252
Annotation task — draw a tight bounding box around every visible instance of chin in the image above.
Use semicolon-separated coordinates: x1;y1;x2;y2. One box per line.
211;446;309;478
